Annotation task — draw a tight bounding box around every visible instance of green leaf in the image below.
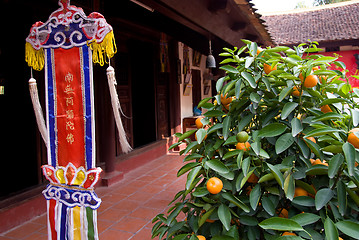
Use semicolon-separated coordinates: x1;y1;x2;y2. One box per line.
250;92;261;103
223;116;231;140
220;65;239;74
196;129;207;144
284;173;295;201
245;56;254;68
291;118;303;137
319;98;350;106
351;109;359;127
314;56;337;64
222;192;250;212
315;188;334;210
192;187;209;197
259;217;304;231
178;129;197;141
206;159;229;174
335;220;359;239
237;114;254;132
305;127;343;137
218;204;231;231
211;236;235;240
306;164;328;176
172;234;189;240
241;72;256;88
207;123;223;135
223;149;241;160
262;195;276;216
328;154;344;178
267;163;284;187
292;196;315;207
337;180;347;216
204;110;225;118
266;46;290;52
343;142;356;176
249;183;261;210
279;86;293;102
198;207;215;227
223;136;237;145
324;217;339;240
312;112;344;122
177;162;201;177
290;213;320;226
257;123;287;138
321;144;343;154
235;79;242;99
276;133;294;154
186;166;202;190
304;138;324;160
198;97;213;108
313;69;338;76
216;76;227;92
281;102;298;120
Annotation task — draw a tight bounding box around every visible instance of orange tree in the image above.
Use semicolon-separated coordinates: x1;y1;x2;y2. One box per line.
152;40;359;239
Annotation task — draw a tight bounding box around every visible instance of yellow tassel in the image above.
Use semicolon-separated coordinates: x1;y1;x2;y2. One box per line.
88;31;117;66
25;42;44;71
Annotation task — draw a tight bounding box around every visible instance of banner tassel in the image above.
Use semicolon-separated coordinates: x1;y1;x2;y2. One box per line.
106;65;132;153
29;77;48;147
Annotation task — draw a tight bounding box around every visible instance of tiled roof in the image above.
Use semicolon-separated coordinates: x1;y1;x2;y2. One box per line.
261;1;359;46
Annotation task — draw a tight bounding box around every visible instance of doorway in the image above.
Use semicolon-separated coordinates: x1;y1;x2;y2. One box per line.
129;39;157;148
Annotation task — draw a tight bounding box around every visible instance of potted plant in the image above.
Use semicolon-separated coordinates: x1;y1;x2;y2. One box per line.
152;40;359;239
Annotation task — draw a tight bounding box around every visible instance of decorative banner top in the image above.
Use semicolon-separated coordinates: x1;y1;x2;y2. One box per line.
25;0;116;70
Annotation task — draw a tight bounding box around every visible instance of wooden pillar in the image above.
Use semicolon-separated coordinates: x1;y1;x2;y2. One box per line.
169;40;182;135
94;67;117;173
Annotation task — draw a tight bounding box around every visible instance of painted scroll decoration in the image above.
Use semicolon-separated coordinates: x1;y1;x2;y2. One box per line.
25;1;131;239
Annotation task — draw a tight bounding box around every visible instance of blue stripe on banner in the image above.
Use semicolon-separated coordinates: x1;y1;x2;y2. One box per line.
46;48;57;167
82;45;93;170
59;203;68;240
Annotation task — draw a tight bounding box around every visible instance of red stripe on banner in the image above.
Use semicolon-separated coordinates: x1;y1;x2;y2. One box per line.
48;199;57;240
53;48;85;169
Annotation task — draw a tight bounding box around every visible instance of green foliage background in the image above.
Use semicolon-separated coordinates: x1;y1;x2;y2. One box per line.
152;40;359;240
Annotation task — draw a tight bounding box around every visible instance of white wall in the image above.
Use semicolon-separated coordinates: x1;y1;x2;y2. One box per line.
178;42;213;131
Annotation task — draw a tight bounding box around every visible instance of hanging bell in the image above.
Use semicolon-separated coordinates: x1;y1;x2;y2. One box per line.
206;39;216;68
206;54;216;68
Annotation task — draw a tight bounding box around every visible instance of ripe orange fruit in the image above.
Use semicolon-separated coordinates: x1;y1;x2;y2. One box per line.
348;128;359;148
195;117;204;128
294;187;308;197
236;142;251;151
278;208;288;218
247;173;259;183
312;66;320;71
263;63;277;74
319;75;328;83
292;86;301;97
320;105;332;113
197;235;206;240
339;237;343;240
221;93;233;105
305;136;316;144
206;177;223;194
312;159;328;166
301;74;318;88
282;232;296;236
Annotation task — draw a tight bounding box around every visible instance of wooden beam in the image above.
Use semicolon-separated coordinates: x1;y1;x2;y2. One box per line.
207;0;228;12
231;21;246;31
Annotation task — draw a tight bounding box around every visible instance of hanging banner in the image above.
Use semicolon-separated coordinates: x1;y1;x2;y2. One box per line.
24;1;127;239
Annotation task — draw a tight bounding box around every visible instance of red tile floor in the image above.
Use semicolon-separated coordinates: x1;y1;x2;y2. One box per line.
1;153;186;240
